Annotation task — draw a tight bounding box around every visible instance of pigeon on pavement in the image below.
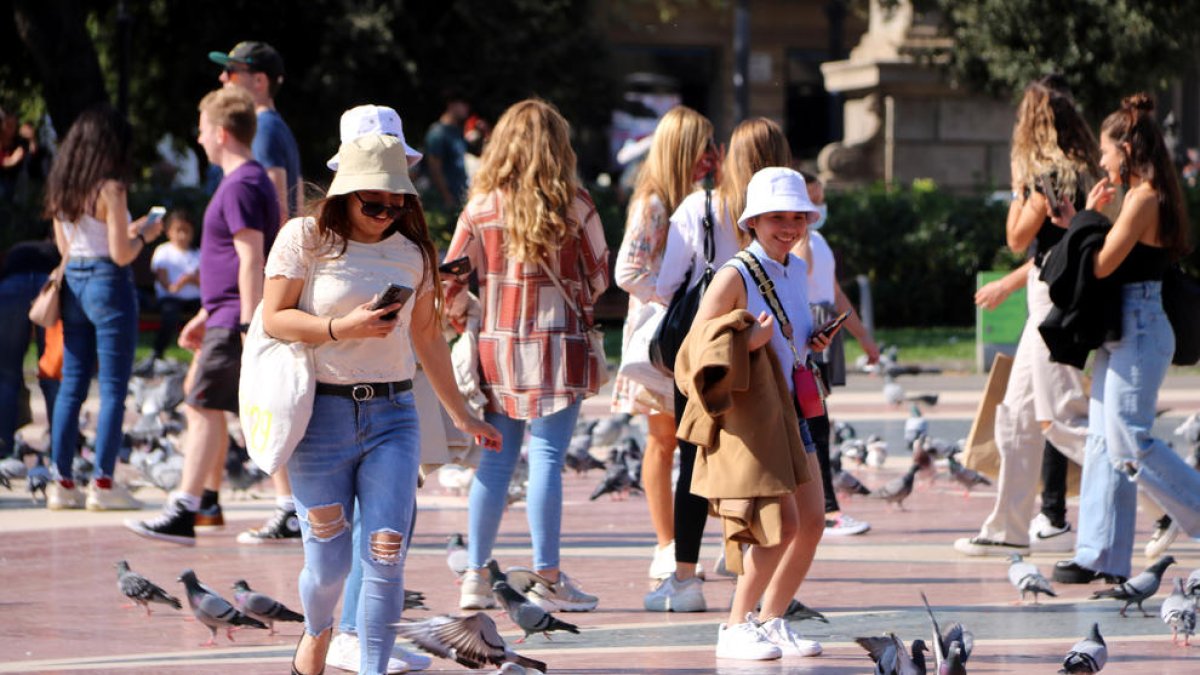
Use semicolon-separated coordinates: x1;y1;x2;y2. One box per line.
873;465;919;510
1160;577;1197;645
1185;568;1200;598
856;633;927;674
492;580;580;642
589;453;635;501
754;597;829;623
947;456;992;497
920;591;972;675
1007;553;1057;605
485;559;554;596
231;579;304;635
1090;555;1176;617
116;560;181;616
866;435;888;468
1059;622;1107;673
394;612;547;672
904;404;928;445
26;456;50;503
178;569;267;646
447;533;469;578
591;413;631;448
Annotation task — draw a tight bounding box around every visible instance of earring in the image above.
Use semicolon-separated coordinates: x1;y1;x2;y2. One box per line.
1119;160;1130;187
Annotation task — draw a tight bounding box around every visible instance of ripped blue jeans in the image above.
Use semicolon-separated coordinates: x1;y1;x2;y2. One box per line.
288;387;419;675
1073;282;1200;578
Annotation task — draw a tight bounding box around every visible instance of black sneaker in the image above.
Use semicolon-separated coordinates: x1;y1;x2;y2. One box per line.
237;507;301;545
124;499;196;546
1052;560;1128;585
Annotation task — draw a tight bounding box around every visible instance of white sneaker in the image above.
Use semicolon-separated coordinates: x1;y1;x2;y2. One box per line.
1145;520;1180;560
1029;513;1074;552
643;573;707;612
756;615;823;657
714;551;735;577
823;513;870;536
526;571;598;612
649;541;676;580
47;482;85;510
325;632;411;673
86;482;144;511
715;621;782;660
391;644;431;671
459;570;495;609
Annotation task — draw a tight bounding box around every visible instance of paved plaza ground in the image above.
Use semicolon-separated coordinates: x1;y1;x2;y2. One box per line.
2;372;1199;673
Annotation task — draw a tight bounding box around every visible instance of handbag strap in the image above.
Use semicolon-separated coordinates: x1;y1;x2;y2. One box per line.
701;188;715;266
735;249;803;365
540;257;595;331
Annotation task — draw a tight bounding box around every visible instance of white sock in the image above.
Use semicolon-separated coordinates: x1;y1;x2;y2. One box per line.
173;492;201;512
276;495;296;512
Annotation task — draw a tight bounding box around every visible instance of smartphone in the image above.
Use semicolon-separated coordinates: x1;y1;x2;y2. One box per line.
818;309;852;339
372;284;414;321
1038;175;1061;218
142;206;167;234
438;256;472;276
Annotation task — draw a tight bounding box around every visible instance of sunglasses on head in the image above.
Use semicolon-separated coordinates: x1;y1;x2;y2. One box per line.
353;192;404;220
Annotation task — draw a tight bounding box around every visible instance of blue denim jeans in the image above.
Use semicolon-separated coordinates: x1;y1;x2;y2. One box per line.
338;502;417;635
288;388;419;675
52;259;137;479
468;400;581;571
1073;282;1200;577
0;271;59;455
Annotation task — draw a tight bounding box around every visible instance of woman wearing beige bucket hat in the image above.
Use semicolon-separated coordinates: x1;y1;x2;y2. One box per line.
261;131;500;675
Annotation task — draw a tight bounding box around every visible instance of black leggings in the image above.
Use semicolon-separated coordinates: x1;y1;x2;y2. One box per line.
808;413;839;514
673;385;711;565
1039;440;1070;527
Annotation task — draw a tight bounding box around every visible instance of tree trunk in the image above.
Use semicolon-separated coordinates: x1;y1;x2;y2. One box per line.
12;0;109;136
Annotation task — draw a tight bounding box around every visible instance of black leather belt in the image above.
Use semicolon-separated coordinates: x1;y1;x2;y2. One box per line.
315;379;412;402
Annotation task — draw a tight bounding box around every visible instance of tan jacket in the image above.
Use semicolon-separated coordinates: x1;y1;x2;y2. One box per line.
675;309;812;573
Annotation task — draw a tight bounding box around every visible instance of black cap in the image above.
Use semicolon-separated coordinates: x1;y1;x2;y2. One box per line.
208;41;284;80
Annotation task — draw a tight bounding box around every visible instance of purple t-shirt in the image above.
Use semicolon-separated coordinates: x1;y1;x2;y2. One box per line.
200;160;279;329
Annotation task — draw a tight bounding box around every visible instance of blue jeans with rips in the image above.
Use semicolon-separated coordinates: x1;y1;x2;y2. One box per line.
1073;282;1200;578
52;259;137;480
288;387;419;675
468;399;581;571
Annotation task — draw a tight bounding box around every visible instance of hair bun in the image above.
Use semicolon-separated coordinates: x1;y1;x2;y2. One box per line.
1122;92;1155;114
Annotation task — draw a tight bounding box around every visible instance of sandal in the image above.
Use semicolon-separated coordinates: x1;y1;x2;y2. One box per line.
290;632;326;675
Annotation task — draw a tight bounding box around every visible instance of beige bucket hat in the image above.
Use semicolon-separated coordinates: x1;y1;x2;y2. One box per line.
327;134;417;197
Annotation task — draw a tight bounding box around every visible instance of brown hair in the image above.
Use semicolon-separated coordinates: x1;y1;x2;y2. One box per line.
1101;93;1192;260
1010;74;1100;201
198;88;257;147
717;118;792;247
43;104;133;222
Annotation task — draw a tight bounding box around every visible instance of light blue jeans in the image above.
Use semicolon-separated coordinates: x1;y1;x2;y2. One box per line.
52;259;137;480
339;503;417;634
288;388;419;675
1073;282;1200;578
468;399;582;571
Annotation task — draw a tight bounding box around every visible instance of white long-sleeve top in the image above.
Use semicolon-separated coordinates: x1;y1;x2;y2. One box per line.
654;189;742;302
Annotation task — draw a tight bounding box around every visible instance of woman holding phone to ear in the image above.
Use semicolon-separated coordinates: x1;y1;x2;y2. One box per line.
262;130;499;675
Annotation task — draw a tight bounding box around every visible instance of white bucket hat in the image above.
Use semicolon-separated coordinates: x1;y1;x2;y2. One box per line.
737;167;818;230
327;104;422;170
327;135;417;197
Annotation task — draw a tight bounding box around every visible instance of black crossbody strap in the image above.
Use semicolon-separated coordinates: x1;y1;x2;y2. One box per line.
735;250;802;364
702;188;715;265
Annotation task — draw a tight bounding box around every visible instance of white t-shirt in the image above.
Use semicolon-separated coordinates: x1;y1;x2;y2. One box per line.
655;190;742;302
150;243;201;300
63;212;116;258
265;217;432;385
806;231;836;305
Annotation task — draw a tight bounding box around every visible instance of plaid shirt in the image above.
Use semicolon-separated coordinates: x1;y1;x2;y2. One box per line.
444;189;609;419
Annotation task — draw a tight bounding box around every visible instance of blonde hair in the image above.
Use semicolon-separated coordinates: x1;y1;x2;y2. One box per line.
198;87;257;147
470;99;579;263
1010;76;1099;202
631;106;713;221
717;118;792;247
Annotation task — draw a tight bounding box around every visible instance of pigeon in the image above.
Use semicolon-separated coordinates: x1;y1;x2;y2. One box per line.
1160;577;1197;645
905;393;940;407
116;560;181;616
1185;568;1200;598
841;438;868;466
393;612;547;672
231;579;304;635
904;405;928;445
437;464;475;495
565;422;604;475
591;413;631;448
832;452;872;498
484;559;555;596
866;435;888;468
26;457;50;503
405;589;429;610
873;464;919;510
225;438;268;496
920;591;973;675
833;420;857;444
856;633;927;674
0;456;27;488
911;436;935;483
589;453;634;501
754;597;829;623
883;376;905;407
616;435;644;492
446;533;469;578
1059;622;1107;673
1007;553;1057;604
492;580;580;642
947;456;992;496
1090;555;1176;617
71;453;93;487
178;569;267;646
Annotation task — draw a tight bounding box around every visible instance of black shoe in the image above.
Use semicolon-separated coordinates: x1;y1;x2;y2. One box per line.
124;499;196;546
1052;560;1127;585
237;507;301;545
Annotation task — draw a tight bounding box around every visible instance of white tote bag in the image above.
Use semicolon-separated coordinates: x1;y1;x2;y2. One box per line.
239;304;316;474
616;302;674;403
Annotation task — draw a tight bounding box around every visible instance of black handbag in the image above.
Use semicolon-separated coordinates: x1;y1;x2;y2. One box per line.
1163;264;1200;366
650;188;715;376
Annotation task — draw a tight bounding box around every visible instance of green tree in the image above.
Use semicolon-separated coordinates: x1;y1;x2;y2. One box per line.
935;0;1200;115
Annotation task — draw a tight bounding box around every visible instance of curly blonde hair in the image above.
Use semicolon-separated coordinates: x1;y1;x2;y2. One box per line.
1011;75;1099;202
630;106;713;222
717;118;792;248
470;99;579;262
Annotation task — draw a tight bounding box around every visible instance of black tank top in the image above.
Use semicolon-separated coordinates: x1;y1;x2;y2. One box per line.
1113;241;1169;283
1027;180;1086;268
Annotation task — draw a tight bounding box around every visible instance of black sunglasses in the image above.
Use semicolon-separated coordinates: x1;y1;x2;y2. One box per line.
223;64;253;75
353;192;404;220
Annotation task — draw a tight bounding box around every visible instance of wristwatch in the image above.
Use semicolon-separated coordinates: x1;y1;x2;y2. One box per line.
238;322;250;334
